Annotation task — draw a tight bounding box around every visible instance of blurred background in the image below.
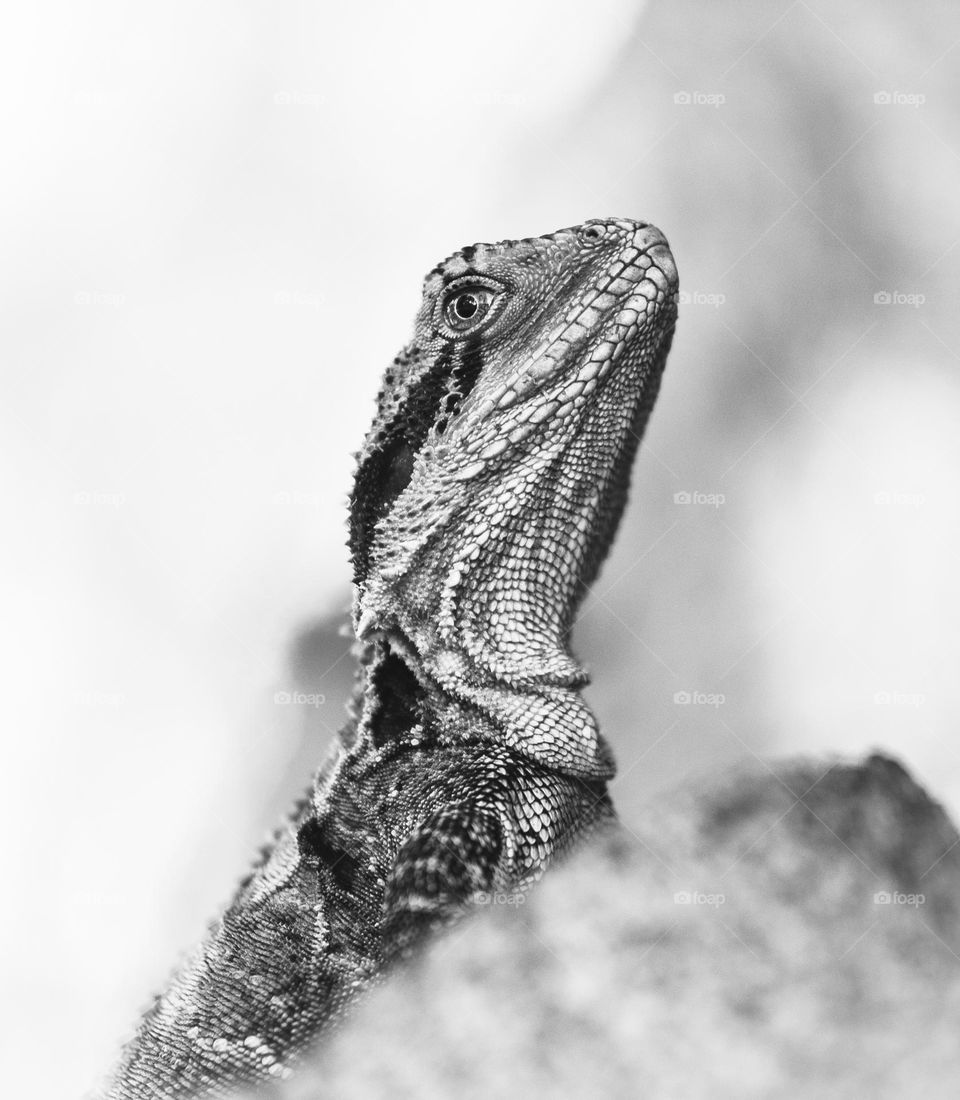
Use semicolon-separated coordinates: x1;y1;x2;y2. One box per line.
2;1;959;1095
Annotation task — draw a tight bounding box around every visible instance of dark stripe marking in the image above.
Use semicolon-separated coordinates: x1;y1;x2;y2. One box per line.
348;335;486;585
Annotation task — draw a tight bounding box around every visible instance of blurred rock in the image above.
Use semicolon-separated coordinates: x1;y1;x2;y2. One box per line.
248;752;960;1099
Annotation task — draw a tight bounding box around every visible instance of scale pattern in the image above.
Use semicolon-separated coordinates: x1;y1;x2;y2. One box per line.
98;218;679;1099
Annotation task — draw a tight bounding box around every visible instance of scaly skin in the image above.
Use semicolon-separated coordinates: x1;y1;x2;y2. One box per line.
98;218;678;1099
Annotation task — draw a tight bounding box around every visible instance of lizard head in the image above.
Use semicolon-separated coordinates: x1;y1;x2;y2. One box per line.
349;217;677;734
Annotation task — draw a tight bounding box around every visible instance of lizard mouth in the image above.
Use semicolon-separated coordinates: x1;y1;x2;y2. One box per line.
541;226;677;387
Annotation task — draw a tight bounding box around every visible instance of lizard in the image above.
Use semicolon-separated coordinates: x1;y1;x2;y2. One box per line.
96;216;679;1099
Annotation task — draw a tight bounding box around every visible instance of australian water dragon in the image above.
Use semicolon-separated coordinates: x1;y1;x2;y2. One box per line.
98;217;679;1098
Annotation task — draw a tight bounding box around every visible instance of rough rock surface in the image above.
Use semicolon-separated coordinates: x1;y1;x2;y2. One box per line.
247;753;960;1098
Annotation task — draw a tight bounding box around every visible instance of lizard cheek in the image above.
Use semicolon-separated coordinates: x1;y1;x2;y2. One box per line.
381;440;416;506
350;436;418;585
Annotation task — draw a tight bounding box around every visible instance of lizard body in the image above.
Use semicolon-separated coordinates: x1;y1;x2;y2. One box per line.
98;217;678;1098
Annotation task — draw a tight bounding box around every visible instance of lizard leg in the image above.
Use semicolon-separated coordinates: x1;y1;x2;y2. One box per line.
382;801;504;954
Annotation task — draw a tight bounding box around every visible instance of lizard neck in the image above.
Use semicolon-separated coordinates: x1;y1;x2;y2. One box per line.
351;372;666;781
348;622;615;782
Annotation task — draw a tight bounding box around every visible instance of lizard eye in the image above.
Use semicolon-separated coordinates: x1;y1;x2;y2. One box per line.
441;285;496;333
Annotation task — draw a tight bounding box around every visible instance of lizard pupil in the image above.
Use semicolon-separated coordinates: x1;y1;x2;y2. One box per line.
454;293;478;318
442;285;494;332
